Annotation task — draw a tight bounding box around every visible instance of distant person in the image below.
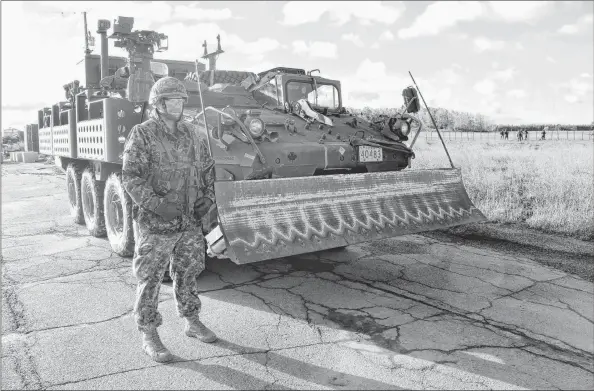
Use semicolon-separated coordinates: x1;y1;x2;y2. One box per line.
100;66;130;90
500;130;504;139
541;127;547;140
504;130;509;140
517;130;523;141
524;129;529;140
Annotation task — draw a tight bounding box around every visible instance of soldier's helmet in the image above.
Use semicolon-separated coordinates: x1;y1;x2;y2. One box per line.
148;76;188;106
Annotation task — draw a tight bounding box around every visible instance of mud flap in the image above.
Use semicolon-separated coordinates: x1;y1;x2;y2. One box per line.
214;168;486;264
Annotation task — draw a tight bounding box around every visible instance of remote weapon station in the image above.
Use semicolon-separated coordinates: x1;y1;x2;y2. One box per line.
31;15;485;264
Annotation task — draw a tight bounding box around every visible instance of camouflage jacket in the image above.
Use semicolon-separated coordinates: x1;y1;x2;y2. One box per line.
122;110;215;233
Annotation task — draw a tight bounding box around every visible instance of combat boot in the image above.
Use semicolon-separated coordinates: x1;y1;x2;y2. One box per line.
184;316;217;343
141;326;173;363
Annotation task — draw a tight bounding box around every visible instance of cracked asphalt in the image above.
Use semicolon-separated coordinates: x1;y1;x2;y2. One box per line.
2;162;593;390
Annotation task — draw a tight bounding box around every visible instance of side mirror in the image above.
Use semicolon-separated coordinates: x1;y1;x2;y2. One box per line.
402;87;420;113
157;34;168;52
87;33;96;50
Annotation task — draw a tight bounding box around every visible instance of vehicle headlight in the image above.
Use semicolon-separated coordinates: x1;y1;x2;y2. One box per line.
247;118;265;138
400;121;410;136
221;107;236;125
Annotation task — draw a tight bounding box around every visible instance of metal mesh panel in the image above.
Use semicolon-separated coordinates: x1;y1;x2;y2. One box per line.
39;127;53;155
52;125;71;157
24;124;39;152
77;119;106;160
52;111;77;158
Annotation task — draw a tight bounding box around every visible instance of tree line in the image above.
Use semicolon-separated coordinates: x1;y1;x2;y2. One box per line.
347;105;594;133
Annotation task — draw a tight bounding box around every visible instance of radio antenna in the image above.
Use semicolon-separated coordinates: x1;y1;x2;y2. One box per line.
195;59;211;152
83;12;92;54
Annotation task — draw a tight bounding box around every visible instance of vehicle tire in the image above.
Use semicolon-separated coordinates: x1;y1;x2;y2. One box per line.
66;163;84;225
80;167;107;237
104;173;135;257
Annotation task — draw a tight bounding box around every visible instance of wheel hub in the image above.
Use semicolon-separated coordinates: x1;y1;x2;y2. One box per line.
107;191;124;237
82;181;95;221
67;176;77;207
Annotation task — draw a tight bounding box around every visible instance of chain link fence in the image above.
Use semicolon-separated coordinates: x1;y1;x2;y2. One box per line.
424;130;594;141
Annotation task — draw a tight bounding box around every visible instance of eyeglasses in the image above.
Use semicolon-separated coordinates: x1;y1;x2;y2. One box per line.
164;98;184;110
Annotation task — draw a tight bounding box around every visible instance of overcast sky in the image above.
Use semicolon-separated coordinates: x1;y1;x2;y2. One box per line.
2;0;593;130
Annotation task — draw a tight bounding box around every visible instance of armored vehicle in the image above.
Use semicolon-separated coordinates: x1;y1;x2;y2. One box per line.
30;15;486;264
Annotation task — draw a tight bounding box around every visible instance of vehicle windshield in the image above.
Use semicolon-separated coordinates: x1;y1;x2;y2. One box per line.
286;81;340;110
252;76;282;107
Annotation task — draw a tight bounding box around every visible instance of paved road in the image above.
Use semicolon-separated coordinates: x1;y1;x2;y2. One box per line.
2;162;593;390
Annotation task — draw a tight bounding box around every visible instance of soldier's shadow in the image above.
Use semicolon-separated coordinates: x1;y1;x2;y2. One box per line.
166;338;402;390
165;350;292;390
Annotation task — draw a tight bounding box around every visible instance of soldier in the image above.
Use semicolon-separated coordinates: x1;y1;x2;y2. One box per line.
100;65;130;90
122;76;218;363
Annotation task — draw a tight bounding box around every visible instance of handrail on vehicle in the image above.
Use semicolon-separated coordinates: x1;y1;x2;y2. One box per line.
403;113;424;149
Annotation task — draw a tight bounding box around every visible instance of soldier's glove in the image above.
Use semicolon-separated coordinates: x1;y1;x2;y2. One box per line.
194;198;213;221
155;201;182;221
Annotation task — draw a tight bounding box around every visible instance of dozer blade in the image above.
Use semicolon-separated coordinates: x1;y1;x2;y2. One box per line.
214;168;486;264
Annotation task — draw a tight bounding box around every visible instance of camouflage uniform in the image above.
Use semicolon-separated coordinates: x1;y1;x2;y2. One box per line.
122;80;215;333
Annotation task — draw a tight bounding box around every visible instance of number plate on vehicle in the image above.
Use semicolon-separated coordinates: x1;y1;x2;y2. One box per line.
358;146;383;162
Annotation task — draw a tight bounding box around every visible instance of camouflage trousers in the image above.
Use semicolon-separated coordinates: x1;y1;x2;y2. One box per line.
132;221;205;332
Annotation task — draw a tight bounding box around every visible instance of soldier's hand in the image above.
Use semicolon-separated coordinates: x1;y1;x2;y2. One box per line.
155;201;182;221
194;198;213;220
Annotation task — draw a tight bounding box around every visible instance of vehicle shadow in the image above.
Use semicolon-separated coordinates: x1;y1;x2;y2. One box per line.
182;245;590;390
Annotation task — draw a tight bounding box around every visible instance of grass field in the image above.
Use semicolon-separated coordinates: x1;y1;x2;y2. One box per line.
410;139;594;241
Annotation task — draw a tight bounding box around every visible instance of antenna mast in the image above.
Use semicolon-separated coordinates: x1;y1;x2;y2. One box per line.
83;12;91;54
201;34;224;71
